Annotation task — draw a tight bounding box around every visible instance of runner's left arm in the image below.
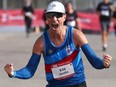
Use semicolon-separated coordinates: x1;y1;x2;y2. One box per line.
12;53;41;79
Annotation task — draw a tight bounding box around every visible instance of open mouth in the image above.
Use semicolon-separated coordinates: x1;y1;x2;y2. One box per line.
52;23;59;28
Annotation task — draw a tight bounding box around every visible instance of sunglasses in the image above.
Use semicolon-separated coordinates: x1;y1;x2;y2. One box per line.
46;12;64;18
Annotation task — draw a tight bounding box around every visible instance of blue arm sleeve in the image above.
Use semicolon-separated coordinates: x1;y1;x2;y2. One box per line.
13;53;41;79
81;44;105;69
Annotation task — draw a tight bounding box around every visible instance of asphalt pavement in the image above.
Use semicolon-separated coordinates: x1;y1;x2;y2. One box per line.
0;26;116;87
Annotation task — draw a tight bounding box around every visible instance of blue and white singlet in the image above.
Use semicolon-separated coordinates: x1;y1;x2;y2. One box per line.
43;26;85;87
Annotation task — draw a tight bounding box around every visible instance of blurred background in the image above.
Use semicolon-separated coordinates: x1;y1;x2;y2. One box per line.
0;0;116;33
0;0;116;87
0;0;115;10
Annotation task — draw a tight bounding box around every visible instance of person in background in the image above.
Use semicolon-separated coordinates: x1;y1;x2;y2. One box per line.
42;10;49;31
111;4;116;37
22;0;35;38
4;1;112;87
96;0;115;52
64;1;81;30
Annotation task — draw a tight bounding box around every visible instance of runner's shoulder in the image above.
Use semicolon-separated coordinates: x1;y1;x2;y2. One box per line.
33;35;44;54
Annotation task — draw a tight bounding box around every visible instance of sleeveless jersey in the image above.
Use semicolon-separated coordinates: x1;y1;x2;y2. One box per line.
43;26;85;87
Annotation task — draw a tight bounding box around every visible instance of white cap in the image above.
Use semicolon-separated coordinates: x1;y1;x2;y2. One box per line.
45;1;65;14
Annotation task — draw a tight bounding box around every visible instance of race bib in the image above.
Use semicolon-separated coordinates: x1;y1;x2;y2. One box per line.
67;21;76;27
25;12;32;17
101;10;109;16
51;63;75;80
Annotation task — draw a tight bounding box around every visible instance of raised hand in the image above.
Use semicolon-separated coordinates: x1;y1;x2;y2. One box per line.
4;63;14;77
103;54;112;68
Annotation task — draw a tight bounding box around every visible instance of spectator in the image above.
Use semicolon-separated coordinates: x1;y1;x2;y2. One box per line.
64;1;81;30
42;10;49;31
112;3;116;37
22;0;36;38
96;0;115;52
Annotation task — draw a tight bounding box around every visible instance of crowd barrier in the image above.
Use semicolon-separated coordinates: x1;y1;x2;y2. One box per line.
0;9;114;32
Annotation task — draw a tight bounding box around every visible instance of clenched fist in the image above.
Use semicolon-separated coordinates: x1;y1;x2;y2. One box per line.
4;63;14;77
103;54;112;68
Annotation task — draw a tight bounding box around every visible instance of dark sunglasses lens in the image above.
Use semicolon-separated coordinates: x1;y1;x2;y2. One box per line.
46;13;63;18
56;13;63;18
47;14;52;18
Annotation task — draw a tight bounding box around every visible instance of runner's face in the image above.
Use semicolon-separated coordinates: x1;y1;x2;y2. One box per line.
46;12;66;31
